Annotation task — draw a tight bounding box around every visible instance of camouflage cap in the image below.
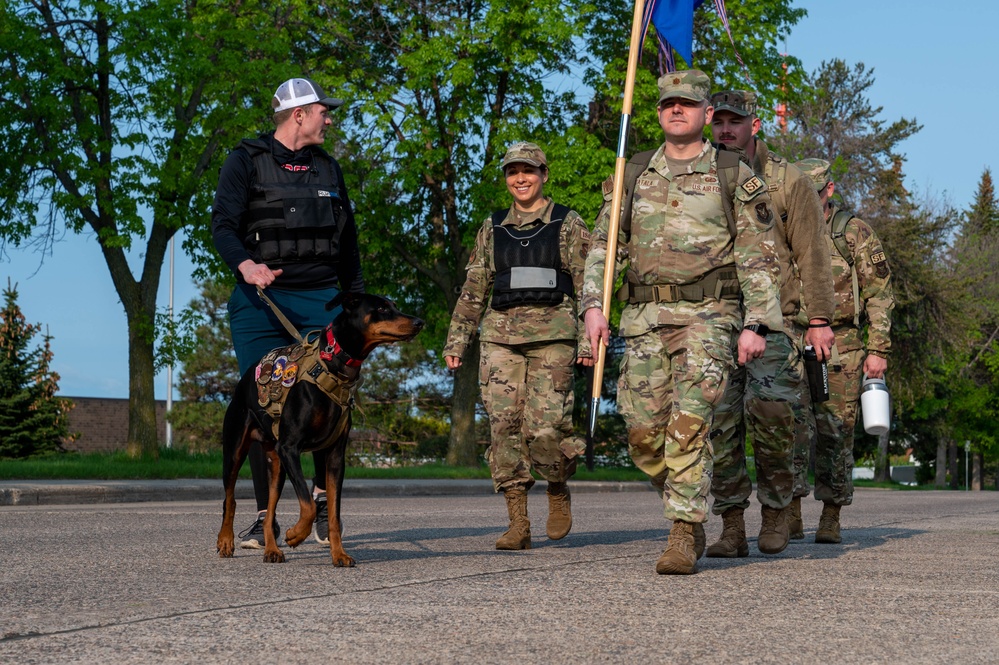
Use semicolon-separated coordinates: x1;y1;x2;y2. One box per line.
794;158;832;191
500;141;547;169
657;69;711;105
710;90;757;117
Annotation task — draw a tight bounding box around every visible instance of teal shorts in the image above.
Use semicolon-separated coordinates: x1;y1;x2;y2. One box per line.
227;283;342;376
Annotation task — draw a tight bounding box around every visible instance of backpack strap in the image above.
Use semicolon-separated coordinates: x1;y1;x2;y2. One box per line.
831;210;861;327
619;149;658;238
763;156;789;223
714;148;740;241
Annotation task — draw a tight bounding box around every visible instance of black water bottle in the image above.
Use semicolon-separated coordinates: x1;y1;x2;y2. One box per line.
803;346;829;403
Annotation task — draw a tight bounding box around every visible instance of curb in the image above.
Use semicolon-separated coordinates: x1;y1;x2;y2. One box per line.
0;478;652;506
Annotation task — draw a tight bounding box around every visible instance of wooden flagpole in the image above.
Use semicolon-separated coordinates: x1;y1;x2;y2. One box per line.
587;0;649;440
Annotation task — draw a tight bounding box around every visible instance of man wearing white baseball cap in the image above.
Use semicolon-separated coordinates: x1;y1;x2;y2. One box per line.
212;77;363;551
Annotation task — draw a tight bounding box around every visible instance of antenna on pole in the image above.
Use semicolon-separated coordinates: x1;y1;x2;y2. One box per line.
165;235;174;449
776;44;789;134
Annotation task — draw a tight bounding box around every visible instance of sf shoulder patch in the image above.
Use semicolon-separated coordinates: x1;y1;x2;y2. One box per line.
740;175;765;196
870;249;889;278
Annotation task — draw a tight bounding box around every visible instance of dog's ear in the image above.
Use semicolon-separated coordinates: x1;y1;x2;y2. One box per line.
324;291;345;311
341;291;364;310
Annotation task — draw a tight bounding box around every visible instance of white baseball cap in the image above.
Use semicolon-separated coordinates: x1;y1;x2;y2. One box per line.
271;78;343;112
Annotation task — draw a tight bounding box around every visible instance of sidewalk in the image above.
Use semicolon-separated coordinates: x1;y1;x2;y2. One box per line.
0;477;652;506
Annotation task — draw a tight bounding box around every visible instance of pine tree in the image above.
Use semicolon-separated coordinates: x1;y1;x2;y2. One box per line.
964;169;999;237
0;280;73;458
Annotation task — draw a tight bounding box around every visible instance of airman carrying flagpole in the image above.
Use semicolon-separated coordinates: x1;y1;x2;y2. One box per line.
587;0;648;443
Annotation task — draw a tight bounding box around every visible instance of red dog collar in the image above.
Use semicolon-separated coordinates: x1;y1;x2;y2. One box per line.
320;324;362;367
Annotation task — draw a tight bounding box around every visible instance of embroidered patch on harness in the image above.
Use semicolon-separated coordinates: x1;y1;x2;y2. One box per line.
257;383;271;408
270;357;287;382
281;362;298;387
741;176;764;195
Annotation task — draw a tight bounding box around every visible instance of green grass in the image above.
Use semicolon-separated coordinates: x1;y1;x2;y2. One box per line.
0;448;649;482
1;449;931;488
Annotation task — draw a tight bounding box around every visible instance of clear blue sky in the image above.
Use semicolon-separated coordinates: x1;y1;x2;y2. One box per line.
3;0;994;399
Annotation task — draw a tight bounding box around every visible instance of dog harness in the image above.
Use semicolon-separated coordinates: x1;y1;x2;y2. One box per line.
254;324;361;442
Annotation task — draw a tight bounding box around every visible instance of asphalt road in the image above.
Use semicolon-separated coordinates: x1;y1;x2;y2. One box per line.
1;483;997;664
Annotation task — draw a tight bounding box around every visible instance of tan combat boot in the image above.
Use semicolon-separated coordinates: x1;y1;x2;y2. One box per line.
815;503;842;544
495;488;531;550
787;496;805;540
758;506;790;554
656;520;699;575
705;507;749;558
693;522;706;560
545;482;572;540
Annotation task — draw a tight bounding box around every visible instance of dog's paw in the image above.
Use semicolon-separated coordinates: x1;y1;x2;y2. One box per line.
217;538;235;558
263;549;286;564
331;551;355;567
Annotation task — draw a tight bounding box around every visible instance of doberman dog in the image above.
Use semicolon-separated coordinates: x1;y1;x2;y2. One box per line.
216;291;423;566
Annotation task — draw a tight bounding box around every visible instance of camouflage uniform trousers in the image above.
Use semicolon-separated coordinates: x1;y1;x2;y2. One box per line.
479;340;584;493
618;322;735;523
710;327;806;513
794;346;865;506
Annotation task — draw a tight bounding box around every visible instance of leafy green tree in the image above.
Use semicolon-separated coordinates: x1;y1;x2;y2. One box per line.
0;0;325;456
0;281;73;458
942;170;999;485
300;0;590;465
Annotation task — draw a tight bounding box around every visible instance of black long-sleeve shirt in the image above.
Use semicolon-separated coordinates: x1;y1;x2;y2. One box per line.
211;133;365;292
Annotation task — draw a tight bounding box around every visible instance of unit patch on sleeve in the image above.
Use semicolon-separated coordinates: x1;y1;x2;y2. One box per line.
871;249;889;278
755;201;773;225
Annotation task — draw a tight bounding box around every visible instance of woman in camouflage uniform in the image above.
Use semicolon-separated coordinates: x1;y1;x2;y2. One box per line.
444;142;591;551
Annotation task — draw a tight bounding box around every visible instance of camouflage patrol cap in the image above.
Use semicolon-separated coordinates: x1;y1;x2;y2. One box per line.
500;141;547;170
657;70;711;105
794;158;832;191
710;90;757;117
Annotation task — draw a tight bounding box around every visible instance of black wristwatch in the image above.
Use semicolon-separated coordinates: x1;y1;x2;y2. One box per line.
744;323;770;337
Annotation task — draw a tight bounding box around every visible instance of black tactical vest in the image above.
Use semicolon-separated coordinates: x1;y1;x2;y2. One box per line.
490;204;574;310
241;139;344;266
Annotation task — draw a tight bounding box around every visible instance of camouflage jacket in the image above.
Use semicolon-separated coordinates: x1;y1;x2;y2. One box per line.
751;139;835;326
825;204;894;356
582;140;782;335
443;199;591;358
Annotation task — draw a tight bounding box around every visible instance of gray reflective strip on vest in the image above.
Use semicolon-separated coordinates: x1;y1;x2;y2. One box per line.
509;267;558;289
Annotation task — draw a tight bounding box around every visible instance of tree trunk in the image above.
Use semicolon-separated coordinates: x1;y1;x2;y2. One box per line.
125;313;159;458
873;430;891;482
446;334;481;467
101;221;169;458
947;439;958;489
934;438;947;488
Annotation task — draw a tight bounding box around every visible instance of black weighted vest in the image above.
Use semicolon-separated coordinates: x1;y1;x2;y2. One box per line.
490;204;574;310
241;139;344;266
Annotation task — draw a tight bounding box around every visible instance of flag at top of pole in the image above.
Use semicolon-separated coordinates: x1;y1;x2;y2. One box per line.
643;0;706;71
641;0;748;77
